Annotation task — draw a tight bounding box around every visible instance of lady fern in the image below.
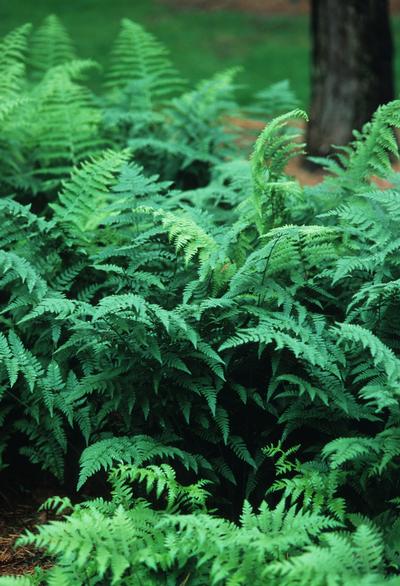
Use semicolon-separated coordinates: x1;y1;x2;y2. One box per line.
0;15;400;585
105;18;183;104
30;14;76;78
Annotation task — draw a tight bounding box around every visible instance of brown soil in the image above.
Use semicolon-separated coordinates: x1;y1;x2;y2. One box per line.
0;511;51;576
0;490;56;576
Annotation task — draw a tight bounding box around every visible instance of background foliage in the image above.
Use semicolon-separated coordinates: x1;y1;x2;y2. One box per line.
0;0;310;106
2;0;400;108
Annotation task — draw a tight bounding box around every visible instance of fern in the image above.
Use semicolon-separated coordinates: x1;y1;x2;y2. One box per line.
78;435;203;490
30;15;76;78
50;149;129;243
23;60;103;191
250;108;308;233
105;18;183;104
1;16;400;585
0;23;30;99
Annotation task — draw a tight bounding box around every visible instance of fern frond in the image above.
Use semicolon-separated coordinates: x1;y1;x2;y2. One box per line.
30;15;76;78
105;18;183;104
50;150;129;242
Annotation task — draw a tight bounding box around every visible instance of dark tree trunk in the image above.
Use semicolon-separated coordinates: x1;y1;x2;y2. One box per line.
306;0;394;157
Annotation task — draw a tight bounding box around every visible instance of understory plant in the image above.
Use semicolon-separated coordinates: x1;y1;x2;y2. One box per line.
1;15;400;585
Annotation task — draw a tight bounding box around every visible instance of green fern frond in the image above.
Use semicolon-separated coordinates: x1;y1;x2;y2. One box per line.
105;18;183;104
0;24;31;99
250;109;308;233
30;15;76;78
78;435;201;490
50;150;129;241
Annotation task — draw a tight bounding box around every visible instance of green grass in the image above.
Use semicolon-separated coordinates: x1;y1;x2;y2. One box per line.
0;0;310;106
1;0;400;109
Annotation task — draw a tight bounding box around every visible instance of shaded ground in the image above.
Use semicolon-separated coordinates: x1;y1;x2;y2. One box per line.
0;498;52;576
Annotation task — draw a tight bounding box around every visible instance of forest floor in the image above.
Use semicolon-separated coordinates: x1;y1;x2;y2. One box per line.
0;498;52;576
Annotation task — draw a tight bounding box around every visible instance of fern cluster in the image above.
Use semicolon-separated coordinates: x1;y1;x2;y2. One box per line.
2;464;400;585
1;14;400;585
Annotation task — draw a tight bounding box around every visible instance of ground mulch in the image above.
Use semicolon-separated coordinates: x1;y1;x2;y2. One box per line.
0;491;55;576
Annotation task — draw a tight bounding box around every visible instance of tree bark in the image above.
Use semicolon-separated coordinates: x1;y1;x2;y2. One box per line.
306;0;394;157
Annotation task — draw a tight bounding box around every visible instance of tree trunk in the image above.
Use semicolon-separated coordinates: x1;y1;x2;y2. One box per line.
306;0;394;157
